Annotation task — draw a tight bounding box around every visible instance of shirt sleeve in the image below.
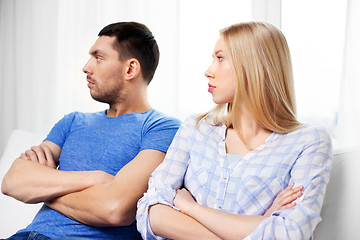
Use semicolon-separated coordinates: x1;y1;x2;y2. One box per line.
45;112;77;148
136;116;195;240
140;115;181;153
245;126;333;240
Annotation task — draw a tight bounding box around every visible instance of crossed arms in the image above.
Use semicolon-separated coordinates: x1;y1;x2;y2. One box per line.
146;184;302;240
1;140;165;226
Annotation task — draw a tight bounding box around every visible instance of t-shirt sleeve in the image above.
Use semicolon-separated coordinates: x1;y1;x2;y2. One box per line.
137;116;193;239
140;115;181;153
45;112;78;148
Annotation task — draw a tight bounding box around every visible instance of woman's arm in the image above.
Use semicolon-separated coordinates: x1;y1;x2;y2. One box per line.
136;118;195;239
263;183;303;217
246;127;333;239
149;204;221;240
173;184;303;240
170;128;331;240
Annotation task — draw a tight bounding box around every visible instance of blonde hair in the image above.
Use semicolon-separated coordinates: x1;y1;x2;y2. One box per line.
198;22;302;139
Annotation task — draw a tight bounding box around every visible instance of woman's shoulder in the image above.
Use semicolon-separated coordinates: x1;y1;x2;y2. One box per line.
286;124;332;145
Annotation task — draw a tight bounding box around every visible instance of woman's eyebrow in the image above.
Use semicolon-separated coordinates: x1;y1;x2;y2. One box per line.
212;50;223;58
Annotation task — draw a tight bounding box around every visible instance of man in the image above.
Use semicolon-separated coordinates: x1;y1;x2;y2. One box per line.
1;22;180;239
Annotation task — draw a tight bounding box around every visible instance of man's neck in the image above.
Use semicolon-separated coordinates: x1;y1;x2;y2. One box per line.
106;87;151;118
106;103;151;118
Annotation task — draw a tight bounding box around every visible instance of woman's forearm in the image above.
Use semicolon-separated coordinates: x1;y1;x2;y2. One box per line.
149;204;221;240
181;203;266;240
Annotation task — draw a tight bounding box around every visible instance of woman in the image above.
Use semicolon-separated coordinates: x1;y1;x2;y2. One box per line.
136;22;332;240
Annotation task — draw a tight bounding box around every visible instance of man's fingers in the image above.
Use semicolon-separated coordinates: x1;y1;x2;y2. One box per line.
20;153;28;160
40;144;56;168
25;149;39;162
31;146;47;165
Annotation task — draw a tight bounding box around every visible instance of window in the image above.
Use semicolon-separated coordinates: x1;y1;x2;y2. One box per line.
148;0;252;120
281;1;347;148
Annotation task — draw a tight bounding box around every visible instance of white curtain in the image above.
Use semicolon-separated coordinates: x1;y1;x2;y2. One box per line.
338;0;360;150
2;0;358;156
0;0;59;155
0;0;253;156
0;0;181;155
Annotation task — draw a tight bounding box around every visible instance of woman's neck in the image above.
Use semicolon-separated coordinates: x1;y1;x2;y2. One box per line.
225;105;272;154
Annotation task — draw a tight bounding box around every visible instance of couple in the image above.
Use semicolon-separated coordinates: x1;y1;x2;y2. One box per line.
1;21;332;240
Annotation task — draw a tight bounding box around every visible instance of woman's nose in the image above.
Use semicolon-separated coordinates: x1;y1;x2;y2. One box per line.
205;69;214;79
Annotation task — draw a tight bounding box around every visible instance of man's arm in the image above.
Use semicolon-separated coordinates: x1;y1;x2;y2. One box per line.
46;149;165;227
1;141;113;203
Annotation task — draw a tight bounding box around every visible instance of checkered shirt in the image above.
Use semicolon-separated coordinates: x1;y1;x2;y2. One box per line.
136;115;332;240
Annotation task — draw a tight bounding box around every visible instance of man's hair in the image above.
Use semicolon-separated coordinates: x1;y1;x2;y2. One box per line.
99;22;160;85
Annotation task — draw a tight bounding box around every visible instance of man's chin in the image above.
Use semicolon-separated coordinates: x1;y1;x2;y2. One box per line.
90;93;107;104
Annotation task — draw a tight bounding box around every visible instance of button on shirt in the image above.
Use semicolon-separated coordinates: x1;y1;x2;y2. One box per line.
136;115;332;240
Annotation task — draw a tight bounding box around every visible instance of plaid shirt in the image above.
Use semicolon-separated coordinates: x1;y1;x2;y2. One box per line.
137;115;332;240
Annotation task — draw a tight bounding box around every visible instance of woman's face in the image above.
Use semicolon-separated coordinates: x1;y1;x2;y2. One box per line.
205;36;236;105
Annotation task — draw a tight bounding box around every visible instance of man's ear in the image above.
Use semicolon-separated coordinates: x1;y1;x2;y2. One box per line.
125;58;141;81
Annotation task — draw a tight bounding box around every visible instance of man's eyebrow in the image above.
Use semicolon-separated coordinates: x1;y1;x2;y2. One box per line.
90;49;105;56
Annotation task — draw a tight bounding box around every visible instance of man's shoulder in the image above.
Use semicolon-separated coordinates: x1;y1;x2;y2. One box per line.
143;109;181;129
60;111;104;120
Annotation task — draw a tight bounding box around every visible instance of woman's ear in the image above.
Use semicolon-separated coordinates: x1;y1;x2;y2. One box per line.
125;58;141;81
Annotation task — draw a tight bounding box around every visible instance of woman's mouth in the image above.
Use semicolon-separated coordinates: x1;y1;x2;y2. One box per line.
208;83;216;93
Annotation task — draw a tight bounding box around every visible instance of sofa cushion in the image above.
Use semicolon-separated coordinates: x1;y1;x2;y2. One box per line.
313;149;360;239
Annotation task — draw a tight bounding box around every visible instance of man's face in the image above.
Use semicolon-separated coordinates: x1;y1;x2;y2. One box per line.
83;36;126;104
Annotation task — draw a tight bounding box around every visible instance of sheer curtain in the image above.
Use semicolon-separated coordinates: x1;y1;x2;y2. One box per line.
3;0;357;157
0;0;181;155
0;0;254;156
338;0;360;150
0;0;59;156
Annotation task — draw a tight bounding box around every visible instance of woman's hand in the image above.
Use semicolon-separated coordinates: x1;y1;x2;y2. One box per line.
173;188;197;215
264;183;303;217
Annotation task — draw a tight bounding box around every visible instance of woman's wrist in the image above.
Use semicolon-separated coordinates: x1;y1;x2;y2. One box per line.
180;200;199;217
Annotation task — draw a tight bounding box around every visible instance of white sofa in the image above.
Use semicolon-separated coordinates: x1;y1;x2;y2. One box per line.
0;130;359;239
312;148;360;239
0;130;45;238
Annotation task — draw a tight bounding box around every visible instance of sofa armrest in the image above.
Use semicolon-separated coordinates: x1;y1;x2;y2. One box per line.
0;129;46;238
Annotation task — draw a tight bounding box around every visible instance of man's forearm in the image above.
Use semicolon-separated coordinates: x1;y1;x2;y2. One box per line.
46;179;133;227
45;149;166;228
1;158;111;203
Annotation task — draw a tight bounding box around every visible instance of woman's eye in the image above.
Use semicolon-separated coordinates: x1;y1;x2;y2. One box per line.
217;56;224;61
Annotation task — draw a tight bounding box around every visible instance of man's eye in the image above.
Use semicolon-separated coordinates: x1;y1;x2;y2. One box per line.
96;56;103;61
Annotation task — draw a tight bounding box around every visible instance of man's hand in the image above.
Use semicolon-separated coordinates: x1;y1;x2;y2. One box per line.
21;143;57;168
1;140;112;204
264;183;303;217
